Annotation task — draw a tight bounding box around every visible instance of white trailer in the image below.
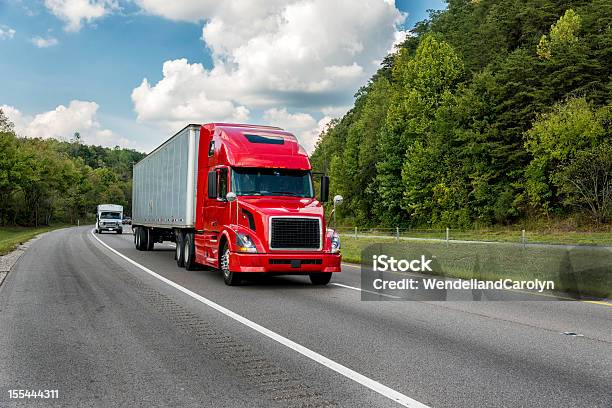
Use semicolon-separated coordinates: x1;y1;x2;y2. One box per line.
95;204;123;234
131;124;200;229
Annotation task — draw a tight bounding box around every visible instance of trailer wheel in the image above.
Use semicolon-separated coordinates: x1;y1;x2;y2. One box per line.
221;245;242;286
136;227;148;251
309;272;332;285
184;232;197;271
146;228;154;251
175;231;185;267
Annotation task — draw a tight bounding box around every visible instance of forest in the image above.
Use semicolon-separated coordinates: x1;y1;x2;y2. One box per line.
0;110;145;226
311;0;611;229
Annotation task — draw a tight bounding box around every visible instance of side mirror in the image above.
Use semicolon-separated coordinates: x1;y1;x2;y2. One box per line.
333;195;343;205
320;176;330;202
226;192;237;202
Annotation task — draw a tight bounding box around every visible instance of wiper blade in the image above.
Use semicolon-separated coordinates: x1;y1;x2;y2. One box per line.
270;191;301;196
238;191;262;195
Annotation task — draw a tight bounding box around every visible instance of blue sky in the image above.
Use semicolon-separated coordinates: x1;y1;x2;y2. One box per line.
0;0;446;152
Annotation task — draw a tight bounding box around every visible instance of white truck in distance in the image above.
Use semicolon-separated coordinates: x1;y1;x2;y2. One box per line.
95;204;123;234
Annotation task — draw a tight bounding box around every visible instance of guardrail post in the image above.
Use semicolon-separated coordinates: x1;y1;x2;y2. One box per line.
396;227;399;242
77;219;79;227
446;227;449;247
522;229;526;248
354;227;357;239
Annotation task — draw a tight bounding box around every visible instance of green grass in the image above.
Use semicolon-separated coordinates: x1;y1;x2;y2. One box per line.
0;225;68;256
339;236;611;299
338;229;612;246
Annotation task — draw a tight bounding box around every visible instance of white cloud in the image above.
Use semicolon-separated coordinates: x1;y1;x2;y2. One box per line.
44;0;116;31
324;63;364;79
321;105;350;118
135;0;217;22
31;36;59;48
263;108;330;153
131;59;250;132
0;25;16;39
1;101;132;148
132;0;405;141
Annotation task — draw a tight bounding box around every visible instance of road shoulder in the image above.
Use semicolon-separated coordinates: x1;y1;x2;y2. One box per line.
0;235;44;287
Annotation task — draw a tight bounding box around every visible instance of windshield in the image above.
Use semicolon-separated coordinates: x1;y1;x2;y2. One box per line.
232;168;314;198
100;211;122;219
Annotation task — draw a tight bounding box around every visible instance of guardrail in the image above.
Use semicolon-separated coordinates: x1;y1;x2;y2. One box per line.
334;227;612;247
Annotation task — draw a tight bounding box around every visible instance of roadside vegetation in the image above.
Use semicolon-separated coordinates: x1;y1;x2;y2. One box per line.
340;236;611;299
312;0;611;231
0;225;68;255
337;228;612;248
0;110;145;228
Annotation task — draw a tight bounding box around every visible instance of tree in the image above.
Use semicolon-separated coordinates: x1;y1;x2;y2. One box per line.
525;98;609;214
537;9;582;60
0;108;14;133
554;144;612;224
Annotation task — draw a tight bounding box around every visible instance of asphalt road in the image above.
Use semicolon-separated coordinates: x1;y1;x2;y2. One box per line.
0;226;610;407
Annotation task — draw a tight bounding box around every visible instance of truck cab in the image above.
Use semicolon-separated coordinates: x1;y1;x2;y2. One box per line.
194;124;341;285
95;204;123;234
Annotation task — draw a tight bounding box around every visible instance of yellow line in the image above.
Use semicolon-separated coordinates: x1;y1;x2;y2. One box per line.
582;300;612;307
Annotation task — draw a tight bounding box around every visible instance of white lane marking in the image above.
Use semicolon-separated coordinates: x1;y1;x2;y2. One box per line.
331;282;401;299
90;230;429;408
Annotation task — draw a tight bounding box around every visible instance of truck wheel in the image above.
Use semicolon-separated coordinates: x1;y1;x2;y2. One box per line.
117;229;122;235
135;227;142;250
175;231;185;267
184;232;197;271
309;272;332;285
221;245;242;286
146;229;154;251
137;227;148;251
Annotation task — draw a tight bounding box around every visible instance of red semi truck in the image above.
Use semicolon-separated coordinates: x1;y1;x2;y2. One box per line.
131;123;342;285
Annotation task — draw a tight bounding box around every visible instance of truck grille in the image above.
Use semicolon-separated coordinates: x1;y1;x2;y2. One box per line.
270;217;321;250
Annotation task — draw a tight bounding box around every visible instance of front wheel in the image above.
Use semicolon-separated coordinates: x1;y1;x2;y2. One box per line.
220;246;242;286
309;272;332;285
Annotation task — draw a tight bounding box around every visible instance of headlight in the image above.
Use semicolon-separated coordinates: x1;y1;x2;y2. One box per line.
236;232;257;253
330;230;341;253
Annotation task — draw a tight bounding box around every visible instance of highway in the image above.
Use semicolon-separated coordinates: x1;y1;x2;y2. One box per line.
0;227;610;407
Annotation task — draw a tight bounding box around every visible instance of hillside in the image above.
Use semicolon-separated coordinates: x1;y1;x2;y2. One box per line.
311;0;611;229
0;111;145;226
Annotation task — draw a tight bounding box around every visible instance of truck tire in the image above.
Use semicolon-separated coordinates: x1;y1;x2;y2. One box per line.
184;232;197;271
175;231;185;267
136;227;148;251
117;228;122;235
146;228;154;251
135;227;141;250
309;272;332;285
220;245;242;286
